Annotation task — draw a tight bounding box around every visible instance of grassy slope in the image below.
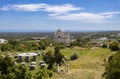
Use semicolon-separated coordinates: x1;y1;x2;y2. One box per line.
50;47;114;79
0;46;114;79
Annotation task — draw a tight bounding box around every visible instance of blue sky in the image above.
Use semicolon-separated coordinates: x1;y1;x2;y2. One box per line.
0;0;120;32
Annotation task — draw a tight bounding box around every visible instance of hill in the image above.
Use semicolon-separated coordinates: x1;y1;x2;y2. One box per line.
49;47;114;79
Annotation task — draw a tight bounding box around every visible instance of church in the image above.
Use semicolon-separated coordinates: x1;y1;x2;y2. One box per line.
54;28;70;45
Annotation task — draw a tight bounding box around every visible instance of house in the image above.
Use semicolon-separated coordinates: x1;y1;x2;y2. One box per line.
0;38;8;44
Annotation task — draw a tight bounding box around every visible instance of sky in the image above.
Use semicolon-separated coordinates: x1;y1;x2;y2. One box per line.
0;0;120;32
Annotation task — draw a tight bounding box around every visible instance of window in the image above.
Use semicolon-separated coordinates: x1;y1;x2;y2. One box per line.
58;36;60;38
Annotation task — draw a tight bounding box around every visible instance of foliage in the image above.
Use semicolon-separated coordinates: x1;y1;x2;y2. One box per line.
102;44;108;48
0;55;15;79
103;51;120;79
0;44;11;51
54;46;64;65
70;53;79;60
35;68;53;79
0;54;53;79
43;50;55;70
41;45;46;50
24;71;33;79
0;55;31;79
0;55;15;75
109;41;119;51
0;39;49;52
70;37;90;47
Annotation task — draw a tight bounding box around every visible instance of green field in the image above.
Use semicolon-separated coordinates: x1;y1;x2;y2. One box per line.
0;46;115;79
48;47;115;79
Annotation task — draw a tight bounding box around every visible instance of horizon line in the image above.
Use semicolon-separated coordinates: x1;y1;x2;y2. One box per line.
0;30;120;32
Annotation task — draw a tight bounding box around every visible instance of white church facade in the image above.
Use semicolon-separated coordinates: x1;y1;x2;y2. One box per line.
54;28;70;45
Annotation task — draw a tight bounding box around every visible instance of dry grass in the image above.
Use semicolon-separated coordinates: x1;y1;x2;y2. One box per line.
50;47;114;79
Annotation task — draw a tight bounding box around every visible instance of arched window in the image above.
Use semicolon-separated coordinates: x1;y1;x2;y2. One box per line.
58;36;61;38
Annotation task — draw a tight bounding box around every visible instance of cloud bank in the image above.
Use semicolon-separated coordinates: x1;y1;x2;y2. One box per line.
53;12;120;23
0;3;120;23
0;3;81;13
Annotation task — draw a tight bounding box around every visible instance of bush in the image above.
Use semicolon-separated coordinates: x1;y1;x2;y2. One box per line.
60;46;66;49
70;53;79;60
103;51;120;79
41;45;46;50
35;68;53;79
109;42;119;51
102;44;108;48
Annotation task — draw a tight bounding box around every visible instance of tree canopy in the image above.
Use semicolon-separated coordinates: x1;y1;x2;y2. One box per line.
103;51;120;79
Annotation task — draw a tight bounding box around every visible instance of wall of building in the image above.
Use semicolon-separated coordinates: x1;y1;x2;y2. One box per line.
54;28;70;45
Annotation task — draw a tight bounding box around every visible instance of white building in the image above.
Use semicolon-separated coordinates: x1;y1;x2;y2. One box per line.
0;39;8;44
54;28;70;45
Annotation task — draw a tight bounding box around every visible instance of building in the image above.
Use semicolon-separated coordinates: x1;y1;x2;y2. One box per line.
90;37;108;47
0;38;8;44
31;37;46;42
54;28;70;45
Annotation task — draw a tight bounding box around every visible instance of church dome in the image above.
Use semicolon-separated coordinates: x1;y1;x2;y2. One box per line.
57;28;63;32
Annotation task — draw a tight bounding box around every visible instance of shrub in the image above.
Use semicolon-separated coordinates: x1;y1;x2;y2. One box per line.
109;41;119;51
70;53;79;60
103;51;120;79
102;44;108;48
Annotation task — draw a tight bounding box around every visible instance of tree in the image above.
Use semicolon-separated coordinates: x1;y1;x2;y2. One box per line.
70;53;79;60
0;44;11;52
8;40;20;50
43;50;55;70
16;44;26;51
109;41;119;51
35;68;53;79
24;71;33;79
102;44;108;48
32;42;40;50
15;65;27;79
0;55;27;79
103;51;120;79
54;46;64;65
41;45;46;50
0;55;16;79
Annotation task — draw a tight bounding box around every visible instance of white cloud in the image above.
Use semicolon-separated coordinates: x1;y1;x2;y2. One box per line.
11;4;46;12
0;3;119;23
52;12;120;23
100;12;120;15
0;3;81;13
44;4;80;15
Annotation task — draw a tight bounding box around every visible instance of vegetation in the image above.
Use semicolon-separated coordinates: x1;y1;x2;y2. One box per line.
0;55;27;79
102;44;108;48
0;39;49;52
109;41;119;51
0;54;53;79
51;47;113;79
70;53;79;60
0;45;116;79
54;46;64;65
0;31;120;79
70;37;90;47
103;51;120;79
43;50;55;70
35;68;53;79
